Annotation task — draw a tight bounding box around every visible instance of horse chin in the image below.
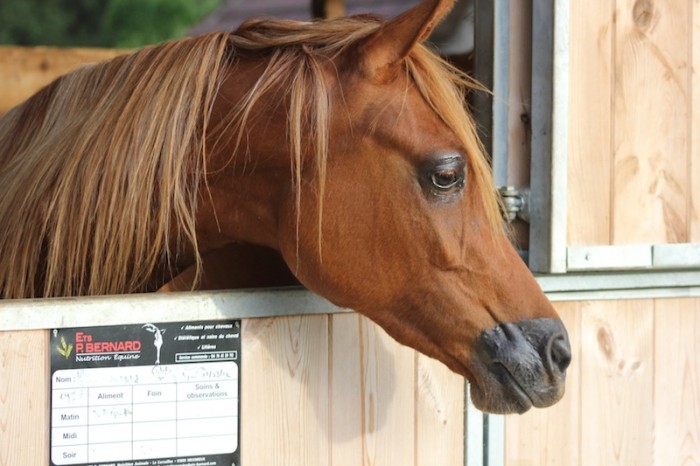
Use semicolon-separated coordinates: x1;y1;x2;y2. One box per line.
452;355;564;414
464;361;567;414
468;375;534;415
434;351;537;414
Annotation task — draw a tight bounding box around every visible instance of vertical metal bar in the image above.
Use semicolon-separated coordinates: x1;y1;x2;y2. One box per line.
485;415;505;466
550;0;570;271
491;0;511;187
464;390;505;466
465;383;485;466
528;0;554;272
528;0;568;273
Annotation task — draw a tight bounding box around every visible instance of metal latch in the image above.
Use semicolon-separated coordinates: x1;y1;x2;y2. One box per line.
498;186;530;223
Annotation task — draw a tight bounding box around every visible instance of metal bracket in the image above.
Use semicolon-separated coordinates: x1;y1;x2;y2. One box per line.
498;186;530;223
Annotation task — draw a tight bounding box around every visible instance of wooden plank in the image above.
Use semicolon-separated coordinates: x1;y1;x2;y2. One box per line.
580;299;654;466
567;244;652;271
504;301;581;466
328;314;362;465
325;0;345;18
0;46;126;115
653;297;700;465
506;0;532;188
329;314;415;466
0;330;49;466
612;0;690;244
566;0;613;245
241;315;329;466
692;0;700;243
503;0;533;250
415;354;464;466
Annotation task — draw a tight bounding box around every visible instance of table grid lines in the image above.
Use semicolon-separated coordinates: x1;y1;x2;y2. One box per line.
51;362;238;466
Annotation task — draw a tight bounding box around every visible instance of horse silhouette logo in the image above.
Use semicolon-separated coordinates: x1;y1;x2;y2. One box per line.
142;324;165;365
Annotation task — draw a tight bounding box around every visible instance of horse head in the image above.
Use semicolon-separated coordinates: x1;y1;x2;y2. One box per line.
199;0;571;414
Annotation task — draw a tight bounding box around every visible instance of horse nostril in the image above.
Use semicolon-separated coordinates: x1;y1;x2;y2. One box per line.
549;335;572;374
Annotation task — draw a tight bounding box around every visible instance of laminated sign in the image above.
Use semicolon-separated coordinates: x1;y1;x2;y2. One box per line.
50;320;241;466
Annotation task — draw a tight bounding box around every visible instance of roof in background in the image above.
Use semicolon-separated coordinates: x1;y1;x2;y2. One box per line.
189;0;421;35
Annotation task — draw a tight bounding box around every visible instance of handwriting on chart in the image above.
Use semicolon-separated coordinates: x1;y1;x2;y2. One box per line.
53;362;236;388
54;369;140;386
55;389;87;404
89;406;133;422
149;364;233;382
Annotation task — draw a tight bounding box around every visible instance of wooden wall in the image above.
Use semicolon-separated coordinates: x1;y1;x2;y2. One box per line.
506;297;700;466
506;1;700;465
4;297;699;466
567;0;699;246
5;298;700;466
0;314;465;466
0;47;125;115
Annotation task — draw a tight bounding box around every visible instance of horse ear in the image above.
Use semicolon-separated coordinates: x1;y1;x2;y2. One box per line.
360;0;454;75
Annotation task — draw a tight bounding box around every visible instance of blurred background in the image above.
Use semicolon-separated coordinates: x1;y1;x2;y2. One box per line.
0;0;426;48
0;0;225;48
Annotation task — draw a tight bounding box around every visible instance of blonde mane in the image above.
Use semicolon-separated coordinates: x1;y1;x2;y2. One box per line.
0;15;500;299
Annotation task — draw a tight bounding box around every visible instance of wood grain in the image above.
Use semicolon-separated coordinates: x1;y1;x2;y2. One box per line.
506;0;533;188
612;0;690;244
325;0;346;18
653;298;700;465
0;46;126;114
329;314;363;466
567;0;614;245
3;302;700;466
0;330;49;466
692;0;700;242
415;354;464;466
505;298;700;466
580;299;654;466
504;301;581;466
241;316;330;466
329;314;416;466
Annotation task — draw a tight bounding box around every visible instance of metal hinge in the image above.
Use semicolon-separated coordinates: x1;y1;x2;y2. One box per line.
498;186;530;223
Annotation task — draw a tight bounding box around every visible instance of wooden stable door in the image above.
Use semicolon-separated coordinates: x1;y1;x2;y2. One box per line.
0;312;466;466
502;1;700;465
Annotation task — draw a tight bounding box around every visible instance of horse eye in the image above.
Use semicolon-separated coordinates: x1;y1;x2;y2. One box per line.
420;155;466;199
431;169;463;190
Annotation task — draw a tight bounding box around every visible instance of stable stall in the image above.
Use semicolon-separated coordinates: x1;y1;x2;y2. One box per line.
1;1;700;465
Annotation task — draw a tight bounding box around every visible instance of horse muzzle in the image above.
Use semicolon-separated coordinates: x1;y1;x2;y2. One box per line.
470;317;571;414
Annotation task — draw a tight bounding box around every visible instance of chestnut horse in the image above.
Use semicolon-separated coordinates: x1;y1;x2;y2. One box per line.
0;0;570;413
